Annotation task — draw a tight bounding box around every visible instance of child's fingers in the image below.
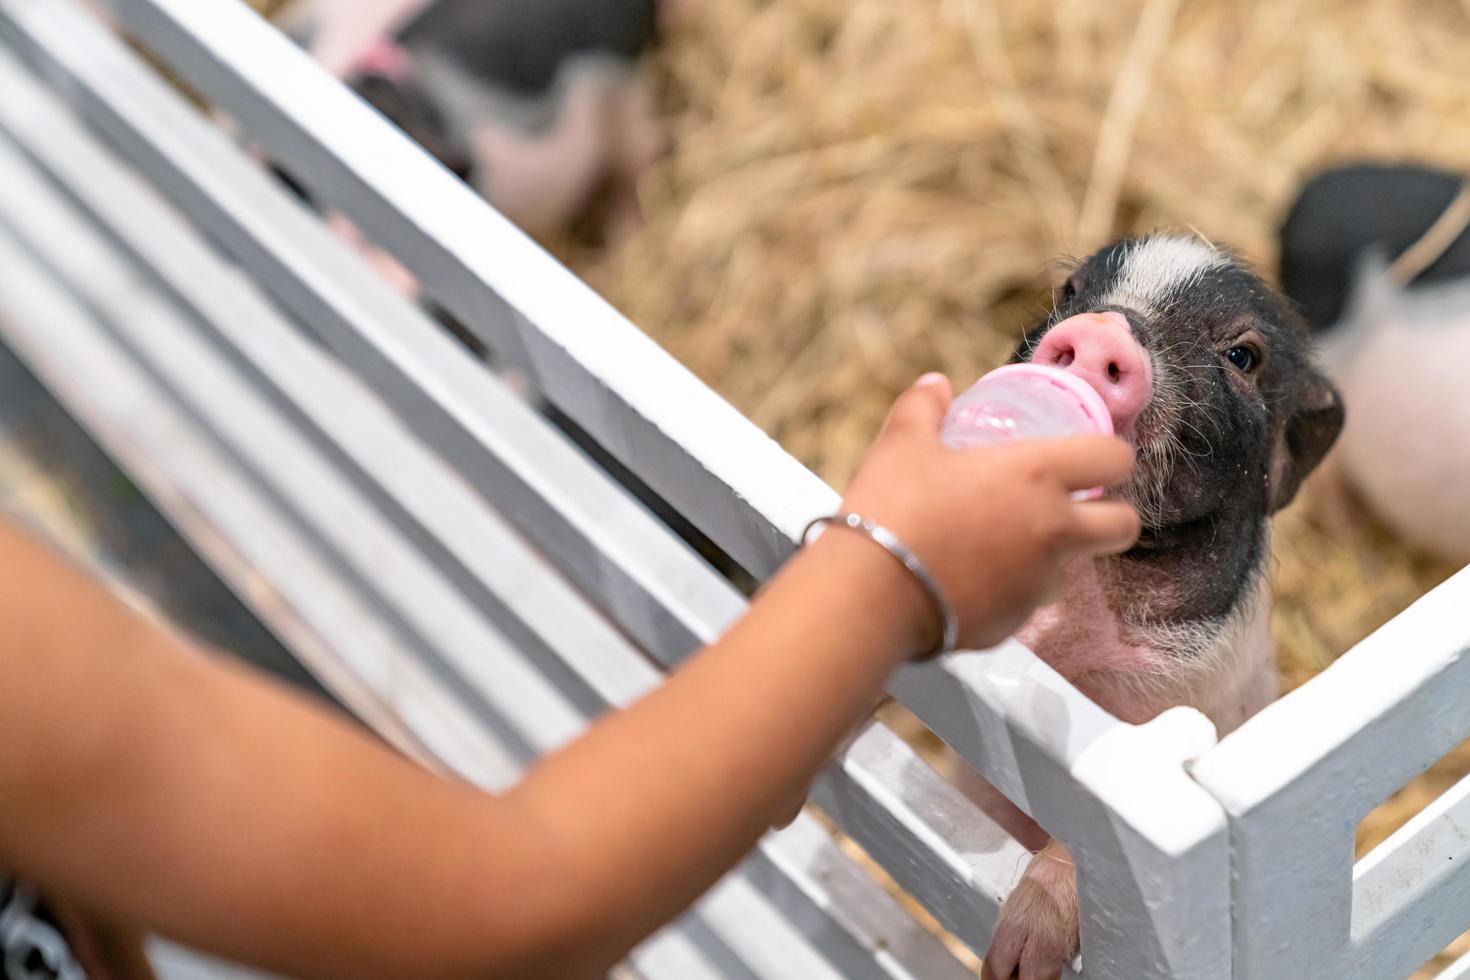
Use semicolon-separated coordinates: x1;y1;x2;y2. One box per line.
1021;435;1135;491
882;373;953;439
1065;500;1141;554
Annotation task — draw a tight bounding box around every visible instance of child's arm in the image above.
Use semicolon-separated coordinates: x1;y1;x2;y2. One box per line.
0;376;1136;980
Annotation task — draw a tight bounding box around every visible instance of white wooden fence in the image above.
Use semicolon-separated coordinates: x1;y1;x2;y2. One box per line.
0;1;1464;977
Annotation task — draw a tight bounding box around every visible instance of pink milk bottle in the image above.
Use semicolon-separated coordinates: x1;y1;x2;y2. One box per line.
940;364;1115;498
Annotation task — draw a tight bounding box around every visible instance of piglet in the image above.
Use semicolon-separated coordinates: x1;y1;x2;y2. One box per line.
291;0;679;241
965;234;1342;979
1280;163;1470;566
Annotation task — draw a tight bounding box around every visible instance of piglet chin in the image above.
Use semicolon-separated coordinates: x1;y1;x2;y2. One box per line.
1017;556;1278;732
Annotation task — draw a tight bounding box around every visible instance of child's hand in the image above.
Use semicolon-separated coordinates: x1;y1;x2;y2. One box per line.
840;373;1140;654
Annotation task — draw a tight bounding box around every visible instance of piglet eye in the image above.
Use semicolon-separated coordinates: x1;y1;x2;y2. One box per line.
1224;345;1259;373
1061;270;1085;303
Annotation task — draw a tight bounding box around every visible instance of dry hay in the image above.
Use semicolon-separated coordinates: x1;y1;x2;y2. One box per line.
570;0;1470;971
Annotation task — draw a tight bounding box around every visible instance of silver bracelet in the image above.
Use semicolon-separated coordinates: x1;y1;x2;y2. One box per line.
801;512;958;657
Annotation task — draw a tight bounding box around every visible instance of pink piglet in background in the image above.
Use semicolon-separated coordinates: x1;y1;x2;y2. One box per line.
283;0;688;248
1280;164;1470;567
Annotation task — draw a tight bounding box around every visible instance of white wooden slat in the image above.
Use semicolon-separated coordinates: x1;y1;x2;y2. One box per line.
1354;771;1470;978
1442;948;1470;980
0;42;974;980
663;876;834;980
1191;565;1470;979
0;224;514;791
748;810;993;977
100;0;830;581
893;646;1230;979
811;722;1032;953
751;811;983;979
625;929;738;980
891;644;1112;822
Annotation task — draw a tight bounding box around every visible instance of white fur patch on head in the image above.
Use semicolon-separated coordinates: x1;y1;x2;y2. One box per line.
1099;235;1230;316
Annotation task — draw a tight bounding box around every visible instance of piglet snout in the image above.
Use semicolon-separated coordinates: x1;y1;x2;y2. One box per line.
1032;311;1153;434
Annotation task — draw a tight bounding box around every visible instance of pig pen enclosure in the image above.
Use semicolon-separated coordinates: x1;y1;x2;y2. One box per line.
0;0;1468;977
575;0;1470;973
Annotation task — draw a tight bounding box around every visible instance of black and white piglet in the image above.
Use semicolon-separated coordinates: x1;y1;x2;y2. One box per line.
294;0;686;240
1280;163;1470;566
971;234;1343;980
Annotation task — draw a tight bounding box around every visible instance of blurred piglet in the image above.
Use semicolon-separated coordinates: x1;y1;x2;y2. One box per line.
1280;164;1470;565
287;0;683;242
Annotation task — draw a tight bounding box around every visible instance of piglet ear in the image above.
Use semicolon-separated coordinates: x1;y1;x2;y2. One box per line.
1270;371;1345;513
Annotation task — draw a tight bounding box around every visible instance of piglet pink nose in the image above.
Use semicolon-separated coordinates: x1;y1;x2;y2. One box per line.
1031;311;1153;432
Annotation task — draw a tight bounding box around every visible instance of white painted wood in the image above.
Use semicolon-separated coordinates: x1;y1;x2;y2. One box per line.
0;38;977;979
810;721;1032;952
1192;565;1470;979
1354;771;1470;978
1441;947;1470;980
625;929;736;980
751;812;987;979
894;647;1231;979
94;0;832;581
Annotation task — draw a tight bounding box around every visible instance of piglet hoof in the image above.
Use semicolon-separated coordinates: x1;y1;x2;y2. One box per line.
981;843;1079;980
